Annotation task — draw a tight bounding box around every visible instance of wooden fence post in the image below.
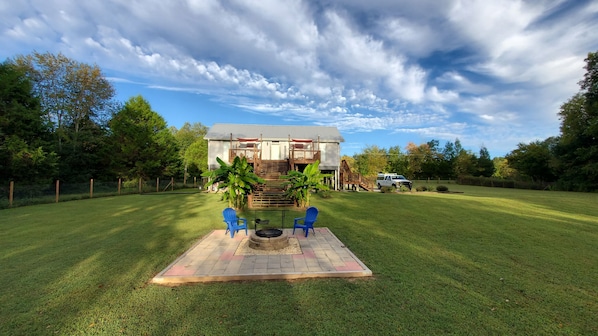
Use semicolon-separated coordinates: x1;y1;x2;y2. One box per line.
171;177;174;191
194;176;197;188
9;181;14;207
55;180;60;203
156;178;159;193
118;178;121;194
90;179;94;199
138;178;142;194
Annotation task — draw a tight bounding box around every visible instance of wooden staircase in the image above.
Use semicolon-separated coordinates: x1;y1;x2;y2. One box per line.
250;160;294;208
339;160;373;191
250;179;294;208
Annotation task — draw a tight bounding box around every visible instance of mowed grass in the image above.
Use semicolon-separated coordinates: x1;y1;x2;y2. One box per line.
0;187;596;335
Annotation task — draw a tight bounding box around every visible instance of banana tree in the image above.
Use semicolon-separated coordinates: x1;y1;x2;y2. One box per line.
281;160;331;208
203;156;264;209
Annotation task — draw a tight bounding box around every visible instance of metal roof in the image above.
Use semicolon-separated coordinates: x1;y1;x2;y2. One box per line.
205;123;344;142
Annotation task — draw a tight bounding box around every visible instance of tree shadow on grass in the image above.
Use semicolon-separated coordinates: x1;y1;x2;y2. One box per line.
309;192;598;334
0;193;217;334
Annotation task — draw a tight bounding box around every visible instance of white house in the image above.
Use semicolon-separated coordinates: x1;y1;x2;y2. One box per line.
204;123;344;190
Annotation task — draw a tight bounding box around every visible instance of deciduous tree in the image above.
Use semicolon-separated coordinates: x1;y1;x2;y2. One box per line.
506;140;556;182
108;96;179;180
555;51;598;190
13;52;115;149
0;62;57;182
387;146;408;175
492;157;517;179
172;122;208;178
12;52;115;181
453;150;478;177
354;145;387;177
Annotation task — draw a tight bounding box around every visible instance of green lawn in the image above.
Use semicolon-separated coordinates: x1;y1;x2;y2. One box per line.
1;187;597;335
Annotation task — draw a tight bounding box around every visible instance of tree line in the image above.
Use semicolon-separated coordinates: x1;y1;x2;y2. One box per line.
345;51;598;191
1;52;208;185
2;51;597;191
344;139;495;181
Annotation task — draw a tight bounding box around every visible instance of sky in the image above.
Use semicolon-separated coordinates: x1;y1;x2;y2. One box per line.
1;0;597;157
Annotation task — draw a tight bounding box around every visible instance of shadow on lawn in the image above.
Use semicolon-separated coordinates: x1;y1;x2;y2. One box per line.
0;194;213;334
2;190;596;334
313;192;597;333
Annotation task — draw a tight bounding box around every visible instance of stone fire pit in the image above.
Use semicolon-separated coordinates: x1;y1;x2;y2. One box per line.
248;228;290;250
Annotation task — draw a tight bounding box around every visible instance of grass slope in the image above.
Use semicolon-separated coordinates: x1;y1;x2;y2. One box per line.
0;187;597;335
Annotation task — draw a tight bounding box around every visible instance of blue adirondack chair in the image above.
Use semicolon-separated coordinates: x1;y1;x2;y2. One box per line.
293;206;319;237
222;208;248;238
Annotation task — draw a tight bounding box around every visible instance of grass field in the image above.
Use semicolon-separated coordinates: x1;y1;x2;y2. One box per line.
1;186;596;335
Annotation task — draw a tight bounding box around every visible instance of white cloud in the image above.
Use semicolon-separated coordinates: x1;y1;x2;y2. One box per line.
1;0;597;156
435;71;492;95
318;11;427;102
379;17;452;58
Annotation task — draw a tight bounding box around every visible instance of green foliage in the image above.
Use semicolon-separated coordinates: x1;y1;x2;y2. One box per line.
453;150;478;177
386;145;408;175
122;179;140;189
12;52;116;182
184;140;208;176
506;140;557;182
203;156;264;209
108;95;180;179
405;140;453;179
554;52;598;191
172;122;208;178
398;185;411;192
492;156;517;179
438;141;456;179
350;138;493;182
405;142;426;178
436;185;449;192
457;175;552;190
0;61;58;182
380;186;395;193
281;160;331;208
416;185;428;192
477;146;495;177
354;145;387;177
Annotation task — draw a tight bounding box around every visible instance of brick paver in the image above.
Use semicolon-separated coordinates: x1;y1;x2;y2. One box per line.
152;227;372;284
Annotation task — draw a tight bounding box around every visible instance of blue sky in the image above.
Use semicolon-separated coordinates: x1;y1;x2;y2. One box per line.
2;0;597;157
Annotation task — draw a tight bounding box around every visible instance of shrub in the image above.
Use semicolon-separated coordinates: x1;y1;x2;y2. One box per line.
436;185;449;192
398;185;411;192
416;185;428;192
380;186;395;193
123;179;140;189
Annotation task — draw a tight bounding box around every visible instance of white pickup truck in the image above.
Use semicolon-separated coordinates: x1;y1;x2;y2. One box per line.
376;173;413;190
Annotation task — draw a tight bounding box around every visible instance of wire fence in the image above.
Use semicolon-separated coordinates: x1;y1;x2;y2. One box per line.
1;177;207;209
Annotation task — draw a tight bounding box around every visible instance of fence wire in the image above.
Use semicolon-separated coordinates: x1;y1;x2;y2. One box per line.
2;177;207;209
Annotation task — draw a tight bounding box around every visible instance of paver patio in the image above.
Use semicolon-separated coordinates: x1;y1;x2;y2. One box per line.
152;227;372;284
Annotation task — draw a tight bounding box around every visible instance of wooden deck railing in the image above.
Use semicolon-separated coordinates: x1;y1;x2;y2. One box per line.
229;148;260;162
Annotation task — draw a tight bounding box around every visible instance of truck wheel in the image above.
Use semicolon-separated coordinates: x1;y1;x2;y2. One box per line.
377;183;382;189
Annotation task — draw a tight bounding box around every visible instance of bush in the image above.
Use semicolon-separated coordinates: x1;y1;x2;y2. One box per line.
416;185;428;192
456;175;552;190
436;185;449;192
123;179;140;189
380;186;395;193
